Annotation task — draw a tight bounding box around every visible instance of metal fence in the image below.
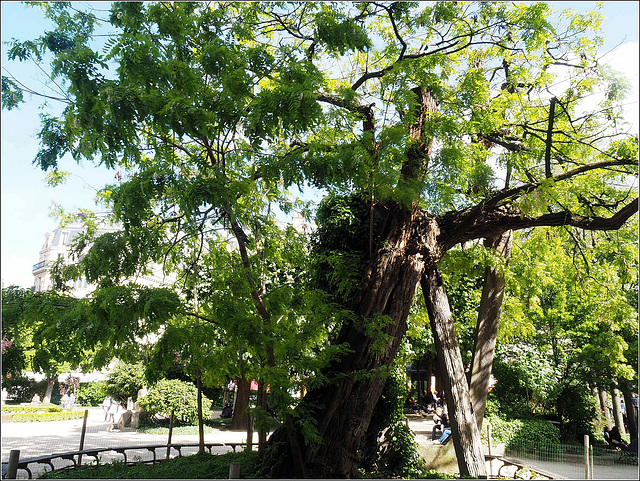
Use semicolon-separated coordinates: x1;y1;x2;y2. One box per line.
504;439;638;480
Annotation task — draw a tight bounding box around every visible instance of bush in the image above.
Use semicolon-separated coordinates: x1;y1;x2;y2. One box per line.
77;381;109;406
555;384;597;442
41;451;261;479
4;376;60;404
485;415;561;450
2;405;62;413
138;379;212;425
107;362;146;403
11;411;85;422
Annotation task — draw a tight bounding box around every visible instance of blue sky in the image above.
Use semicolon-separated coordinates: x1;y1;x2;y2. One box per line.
1;1;638;289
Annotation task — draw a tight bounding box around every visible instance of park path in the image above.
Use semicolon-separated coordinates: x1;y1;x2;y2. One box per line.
1;407;247;478
3;408;637;479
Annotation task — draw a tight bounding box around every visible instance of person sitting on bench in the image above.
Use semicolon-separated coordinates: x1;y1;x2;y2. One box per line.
431;406;450;440
605;426;628;449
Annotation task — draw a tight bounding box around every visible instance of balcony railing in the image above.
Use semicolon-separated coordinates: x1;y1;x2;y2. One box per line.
32;260;46;272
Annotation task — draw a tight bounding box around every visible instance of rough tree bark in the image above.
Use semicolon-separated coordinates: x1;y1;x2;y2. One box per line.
43;374;56;405
599;389;613;430
621;386;638;440
231;377;250;431
611;388;627;435
422;270;487;478
468;230;513;430
264;206;433;478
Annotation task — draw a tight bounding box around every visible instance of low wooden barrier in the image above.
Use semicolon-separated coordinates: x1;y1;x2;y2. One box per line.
484;454;566;479
1;442;246;479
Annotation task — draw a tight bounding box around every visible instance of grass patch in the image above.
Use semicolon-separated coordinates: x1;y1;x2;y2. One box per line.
42;451;262;479
2;405;63;413
11;411;85;422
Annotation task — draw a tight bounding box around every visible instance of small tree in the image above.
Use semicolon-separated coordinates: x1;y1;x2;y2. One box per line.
106;361;146;403
138;379;212;425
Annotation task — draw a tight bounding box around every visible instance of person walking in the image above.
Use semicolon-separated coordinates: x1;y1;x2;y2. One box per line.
101;396;112;421
108;400;120;423
61;392;70;410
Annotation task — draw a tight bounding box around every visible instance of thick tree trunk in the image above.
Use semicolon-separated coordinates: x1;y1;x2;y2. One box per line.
422;270;487;478
231;377;251;431
264;207;431;478
621;386;638;440
468;231;512;430
43;373;56;404
599;389;613;430
611;388;626;435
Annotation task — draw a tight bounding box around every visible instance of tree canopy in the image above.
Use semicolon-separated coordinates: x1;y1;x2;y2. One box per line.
2;1;637;477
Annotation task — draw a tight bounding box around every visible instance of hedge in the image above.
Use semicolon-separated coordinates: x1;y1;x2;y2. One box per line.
484;415;561;450
11;411;86;422
2;405;63;413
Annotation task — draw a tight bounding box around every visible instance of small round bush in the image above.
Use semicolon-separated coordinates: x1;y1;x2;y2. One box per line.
76;381;109;406
138;379;212;425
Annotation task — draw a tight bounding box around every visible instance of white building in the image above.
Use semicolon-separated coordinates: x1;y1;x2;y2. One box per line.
32;213;174;297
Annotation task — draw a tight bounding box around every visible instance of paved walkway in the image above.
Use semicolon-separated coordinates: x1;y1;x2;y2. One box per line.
3;409;637;479
2;408;247;478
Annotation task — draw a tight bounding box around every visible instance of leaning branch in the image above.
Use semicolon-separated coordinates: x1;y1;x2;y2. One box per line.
485;158;638;208
442;198;638;250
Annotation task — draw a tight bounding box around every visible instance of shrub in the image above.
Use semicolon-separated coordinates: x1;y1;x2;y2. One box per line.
2;405;62;413
485;415;561;450
77;381;109;406
138;379;212;425
4;376;60;404
107;362;146;403
11;411;85;422
555;384;597;442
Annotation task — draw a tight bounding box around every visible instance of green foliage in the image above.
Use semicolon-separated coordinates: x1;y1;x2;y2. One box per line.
491;345;561;418
360;359;428;479
41;451;261;479
11;410;85;422
2;376;61;404
2;2;637;476
1;405;63;413
485;415;561;450
77;381;109;406
555;383;598;442
312;194;384;306
1;75;24;110
106;361;146;403
138;379;212;426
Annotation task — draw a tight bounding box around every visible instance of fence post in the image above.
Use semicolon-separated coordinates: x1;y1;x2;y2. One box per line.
77;409;89;467
6;450;20;479
487;423;493;478
583;434;590;480
229;462;240;479
166;409;175;460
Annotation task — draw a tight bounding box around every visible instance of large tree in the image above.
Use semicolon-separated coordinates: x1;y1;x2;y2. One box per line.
3;2;637;477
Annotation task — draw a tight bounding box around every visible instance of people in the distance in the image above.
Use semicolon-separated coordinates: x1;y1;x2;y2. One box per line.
31;393;41;406
431;406;451;440
108;399;120;423
101;396;112;421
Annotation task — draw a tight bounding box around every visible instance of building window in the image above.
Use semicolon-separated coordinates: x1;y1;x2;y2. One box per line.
62;232;69;245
